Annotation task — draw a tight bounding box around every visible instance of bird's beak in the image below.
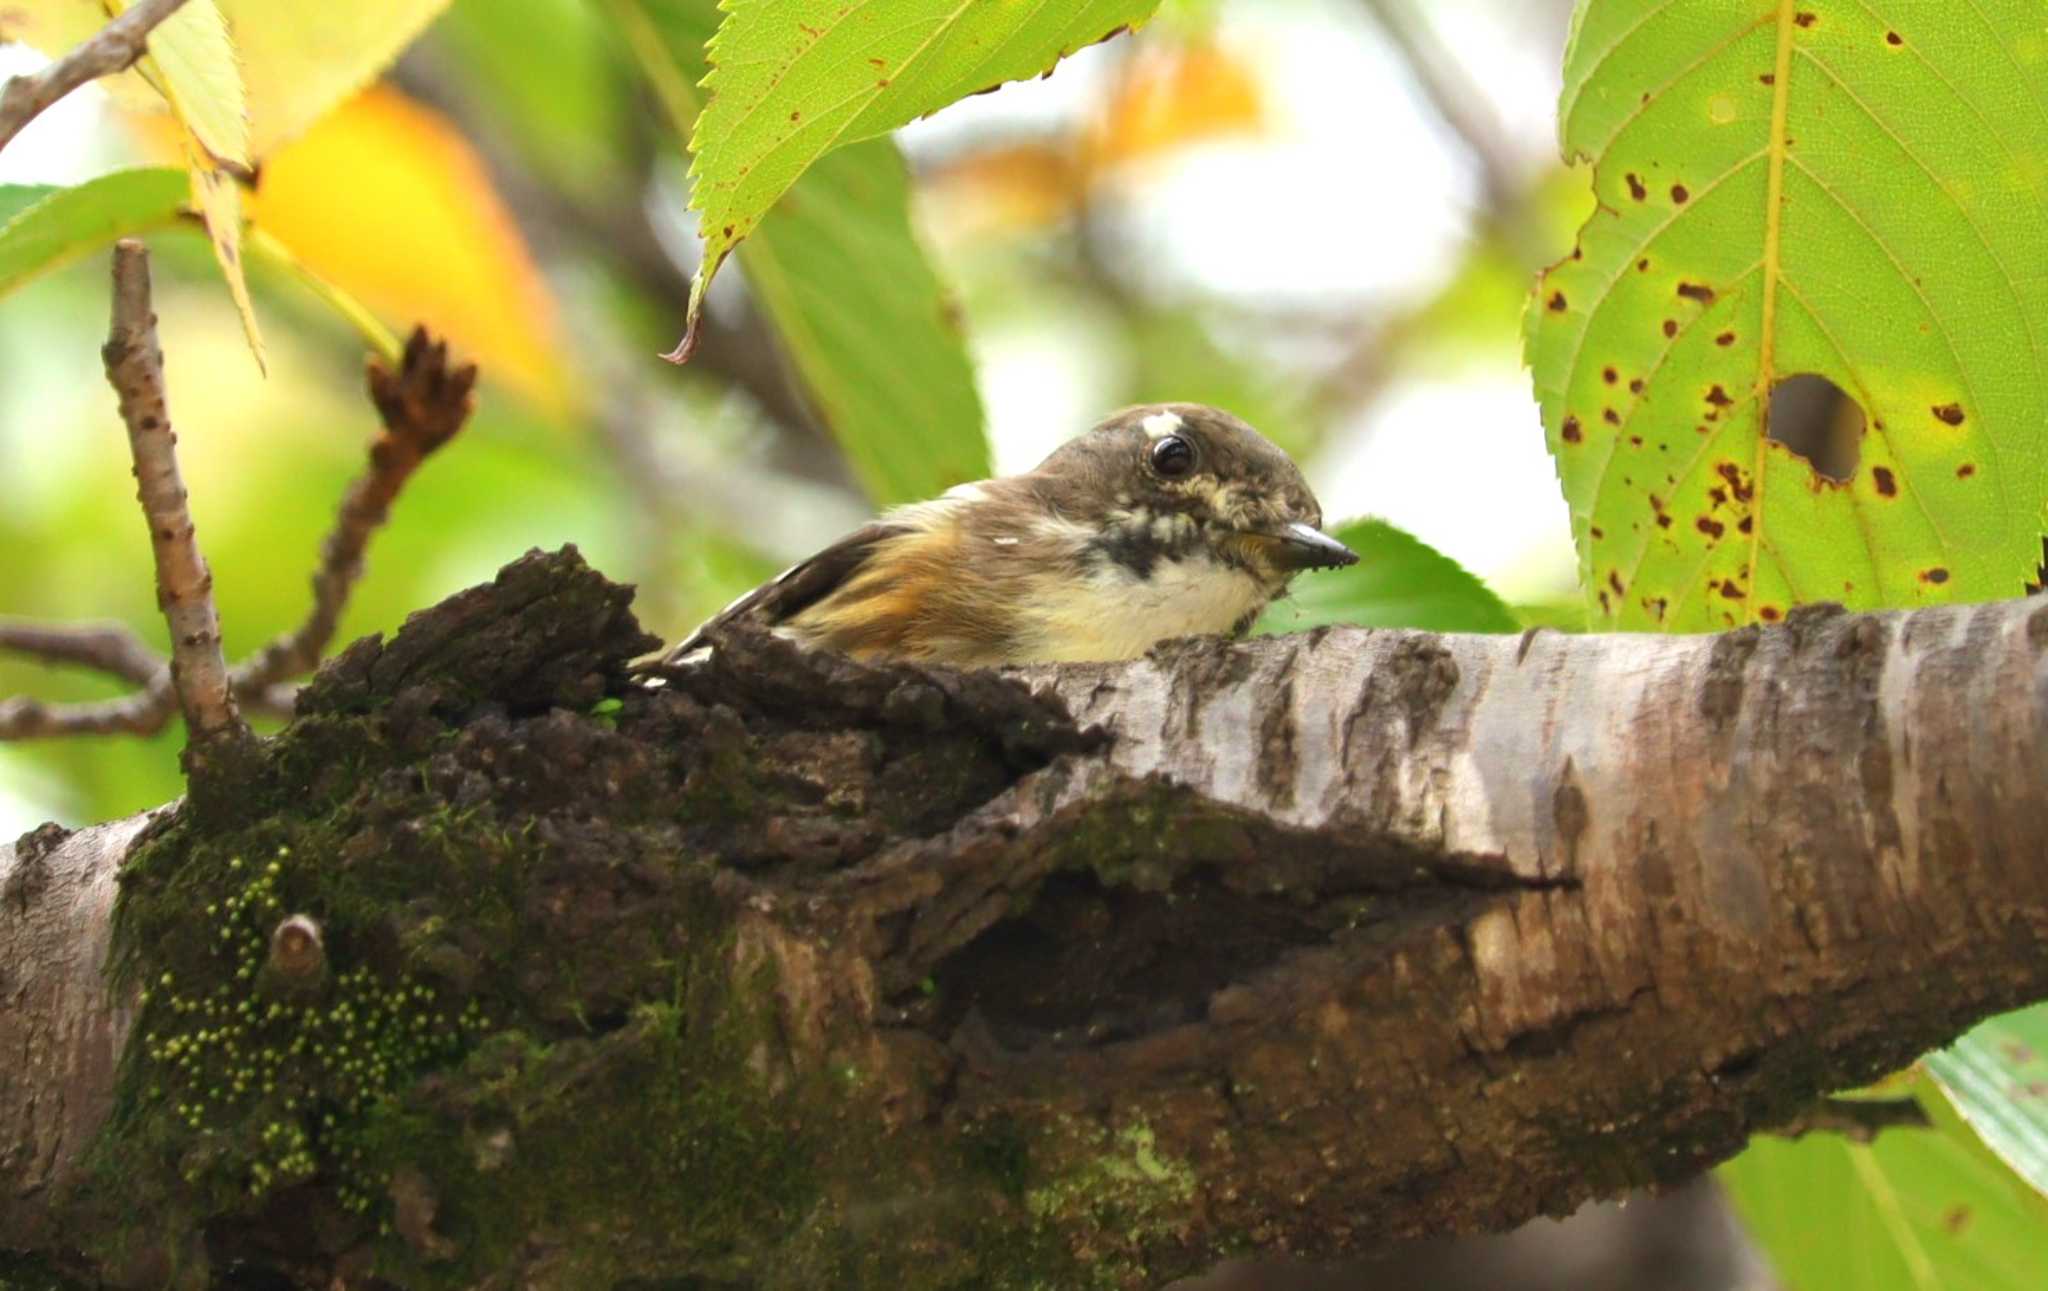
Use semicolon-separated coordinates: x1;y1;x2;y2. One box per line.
1259;522;1359;572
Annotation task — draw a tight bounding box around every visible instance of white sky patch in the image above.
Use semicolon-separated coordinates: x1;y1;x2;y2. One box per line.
971;310;1123;475
1141;410;1185;439
1316;365;1578;602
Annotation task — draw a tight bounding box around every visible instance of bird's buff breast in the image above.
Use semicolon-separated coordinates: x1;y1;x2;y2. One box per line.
1013;552;1274;662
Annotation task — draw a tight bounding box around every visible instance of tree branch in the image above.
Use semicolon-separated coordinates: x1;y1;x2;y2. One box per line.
1357;0;1526;219
0;680;174;739
102;239;245;747
0;619;163;687
233;326;476;691
4;549;2046;1287
0;0;190;155
1;325;473;741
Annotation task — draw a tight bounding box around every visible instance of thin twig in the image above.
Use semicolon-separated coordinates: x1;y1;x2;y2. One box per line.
234;326;476;690
0;0;191;156
1;326;474;741
1356;0;1527;227
0;684;173;739
102;238;245;744
0;674;297;739
1302;0;1554;422
0;619;163;687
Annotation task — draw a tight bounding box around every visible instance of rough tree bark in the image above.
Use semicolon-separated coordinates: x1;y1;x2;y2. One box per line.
2;546;2045;1289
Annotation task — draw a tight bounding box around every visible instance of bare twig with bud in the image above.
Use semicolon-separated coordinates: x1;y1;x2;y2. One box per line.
102;238;245;744
0;301;474;741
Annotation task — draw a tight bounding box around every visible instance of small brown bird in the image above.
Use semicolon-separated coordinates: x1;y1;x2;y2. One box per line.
659;403;1357;668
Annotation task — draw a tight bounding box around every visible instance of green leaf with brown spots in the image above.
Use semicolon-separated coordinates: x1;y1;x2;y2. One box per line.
1928;1003;2048;1200
668;0;1159;361
1720;1076;2048;1290
1527;1;2048;630
616;0;989;504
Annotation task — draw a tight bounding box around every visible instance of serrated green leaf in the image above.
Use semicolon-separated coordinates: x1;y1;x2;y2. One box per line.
0;168;190;295
674;0;1159;357
1721;1078;2048;1290
133;0;249;167
1255;518;1519;636
108;0;266;369
619;0;990;504
1526;1;2048;630
739;142;990;501
1928;1002;2048;1200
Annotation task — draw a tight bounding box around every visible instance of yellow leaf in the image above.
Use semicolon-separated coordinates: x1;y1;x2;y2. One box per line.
131;0;249;167
218;0;452;158
922;142;1086;239
1085;37;1266;170
125;0;260;372
1;0;455;163
244;85;571;414
0;1;108;62
184;134;265;372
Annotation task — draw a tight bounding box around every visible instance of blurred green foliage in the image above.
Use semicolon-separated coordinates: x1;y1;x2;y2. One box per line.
1722;1078;2048;1290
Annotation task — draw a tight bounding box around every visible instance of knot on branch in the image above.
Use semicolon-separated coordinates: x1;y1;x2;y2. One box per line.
295;545;659;721
367;326;478;463
266;913;325;980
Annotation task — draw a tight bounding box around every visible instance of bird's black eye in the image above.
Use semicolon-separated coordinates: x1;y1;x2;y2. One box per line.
1149;434;1196;478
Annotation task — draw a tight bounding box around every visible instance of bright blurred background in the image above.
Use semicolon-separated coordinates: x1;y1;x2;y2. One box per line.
0;0;1588;834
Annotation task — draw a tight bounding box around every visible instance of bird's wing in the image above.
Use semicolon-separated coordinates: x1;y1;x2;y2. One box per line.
652;521;910;666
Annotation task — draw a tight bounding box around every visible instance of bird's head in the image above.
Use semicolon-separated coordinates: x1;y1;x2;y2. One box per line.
1027;402;1357;591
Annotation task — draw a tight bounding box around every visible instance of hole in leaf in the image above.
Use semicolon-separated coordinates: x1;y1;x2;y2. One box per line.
1767;373;1863;483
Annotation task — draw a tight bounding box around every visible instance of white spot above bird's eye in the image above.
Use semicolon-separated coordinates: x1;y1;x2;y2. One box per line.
1141;411;1185;439
992;535;1020;546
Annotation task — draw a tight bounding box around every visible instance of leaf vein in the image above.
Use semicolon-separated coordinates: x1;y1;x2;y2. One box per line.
1774;271;1959;583
1790;44;2045;399
1783;156;2002;544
